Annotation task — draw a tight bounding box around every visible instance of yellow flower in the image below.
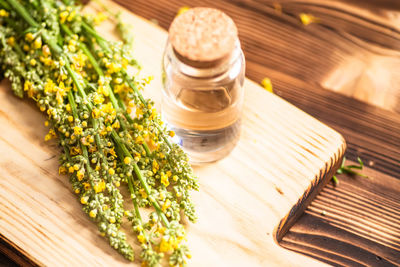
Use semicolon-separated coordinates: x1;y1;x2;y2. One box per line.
157;226;166;234
159;192;166;200
113;77;123;84
68;115;74;122
44;79;56;93
105;62;120;74
59;11;69;23
139;188;147;199
89;210;97;218
24;81;35;98
161;199;171;212
159;236;172;252
124;157;132;164
94;12;108;25
299;13;319;26
168;131;175;137
0;9;9;17
106;126;112;132
152;160;159;173
58;166;67;174
44;129;56;141
93;180;106;193
7;37;15;46
23;44;29;51
93;94;104;105
122;58;129;69
82;182;90;190
80;196;89;205
261;77;273;93
161;172;170;187
134;152;141;162
108;168;115;175
134;225;143;232
73;126;83;135
135;136;144;144
91;108;100;118
72;52;87;71
55;81;69;104
112;121;120;129
33;37;42;49
101;102;115;114
40;56;53;66
25;33;34;42
136;107;143;117
137;234;146;244
76;169;84;181
74;188;80;194
67;10;76;22
70;146;82;155
68;166;74;173
177;6;190;16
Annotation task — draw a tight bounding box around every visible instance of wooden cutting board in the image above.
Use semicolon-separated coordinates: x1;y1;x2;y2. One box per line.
0;1;345;266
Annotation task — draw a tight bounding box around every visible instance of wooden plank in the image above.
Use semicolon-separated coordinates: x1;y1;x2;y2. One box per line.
282;161;400;266
116;0;400;113
0;1;345;266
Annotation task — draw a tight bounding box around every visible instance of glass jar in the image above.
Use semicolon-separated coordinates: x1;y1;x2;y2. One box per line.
161;8;245;164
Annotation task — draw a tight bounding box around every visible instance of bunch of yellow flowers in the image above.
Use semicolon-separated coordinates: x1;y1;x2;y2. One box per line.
0;0;198;266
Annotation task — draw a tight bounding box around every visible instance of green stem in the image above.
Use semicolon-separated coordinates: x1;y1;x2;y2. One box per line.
67;90;94;186
332;175;339;186
0;0;10;10
67;90;79;118
6;0;38;27
81;21;110;53
111;130;169;227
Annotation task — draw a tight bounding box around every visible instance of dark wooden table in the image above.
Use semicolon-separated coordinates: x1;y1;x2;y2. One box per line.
1;0;400;266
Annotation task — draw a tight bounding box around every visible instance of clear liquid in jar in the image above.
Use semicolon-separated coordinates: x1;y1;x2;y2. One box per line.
162;80;243;164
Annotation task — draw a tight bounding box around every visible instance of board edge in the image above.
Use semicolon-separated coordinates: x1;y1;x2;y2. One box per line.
273;137;347;242
0;233;41;267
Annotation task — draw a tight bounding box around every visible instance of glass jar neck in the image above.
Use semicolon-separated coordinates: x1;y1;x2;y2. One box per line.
166;38;243;78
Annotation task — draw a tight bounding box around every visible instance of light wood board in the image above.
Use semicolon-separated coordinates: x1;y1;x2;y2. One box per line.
0;1;345;266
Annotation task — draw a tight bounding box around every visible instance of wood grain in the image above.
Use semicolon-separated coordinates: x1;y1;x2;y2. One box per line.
115;0;400;113
282;161;400;266
0;1;345;266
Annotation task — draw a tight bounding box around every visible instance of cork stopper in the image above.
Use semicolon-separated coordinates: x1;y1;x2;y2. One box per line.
169;7;238;68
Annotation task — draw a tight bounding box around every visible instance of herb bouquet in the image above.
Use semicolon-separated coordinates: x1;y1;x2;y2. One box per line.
0;0;198;266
